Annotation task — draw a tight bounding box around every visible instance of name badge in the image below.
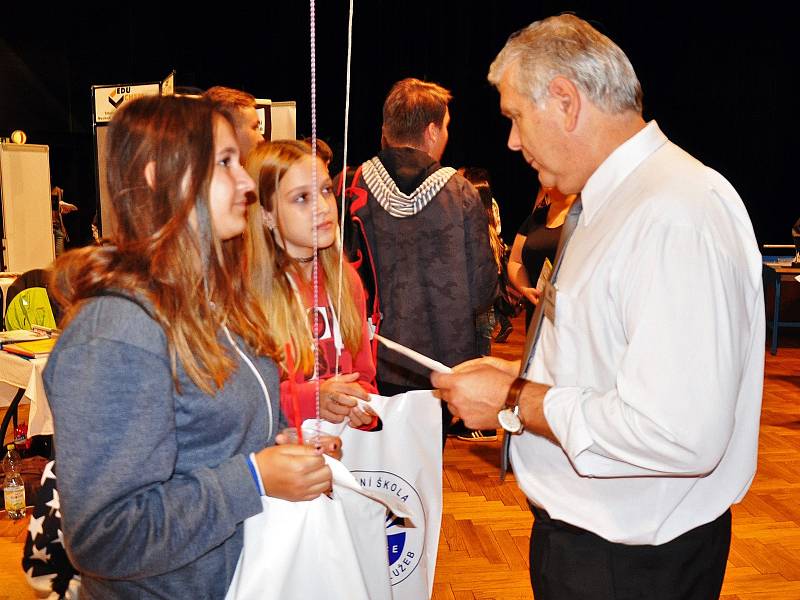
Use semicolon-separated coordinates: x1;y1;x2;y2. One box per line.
543;280;557;325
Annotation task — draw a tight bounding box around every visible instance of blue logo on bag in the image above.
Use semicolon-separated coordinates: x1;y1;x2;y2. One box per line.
354;470;424;585
386;531;406;564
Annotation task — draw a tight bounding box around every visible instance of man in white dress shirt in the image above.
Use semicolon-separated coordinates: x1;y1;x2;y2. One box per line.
432;14;764;599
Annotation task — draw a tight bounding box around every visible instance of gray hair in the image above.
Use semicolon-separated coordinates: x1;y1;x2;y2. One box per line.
488;14;642;114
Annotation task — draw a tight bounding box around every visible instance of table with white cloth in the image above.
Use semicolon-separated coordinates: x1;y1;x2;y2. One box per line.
0;351;52;437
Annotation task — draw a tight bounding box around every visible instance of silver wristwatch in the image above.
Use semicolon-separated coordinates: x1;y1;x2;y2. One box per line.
498;405;524;435
498;377;527;435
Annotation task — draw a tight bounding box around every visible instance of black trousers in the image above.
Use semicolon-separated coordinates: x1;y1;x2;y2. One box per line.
529;506;731;600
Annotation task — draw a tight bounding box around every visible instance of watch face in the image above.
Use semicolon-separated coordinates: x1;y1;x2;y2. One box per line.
498;408;522;434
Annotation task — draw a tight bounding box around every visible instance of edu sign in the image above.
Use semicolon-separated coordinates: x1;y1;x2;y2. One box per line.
93;83;160;123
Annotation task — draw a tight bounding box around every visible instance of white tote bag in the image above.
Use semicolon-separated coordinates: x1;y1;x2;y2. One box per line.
225;456;409;600
316;391;443;600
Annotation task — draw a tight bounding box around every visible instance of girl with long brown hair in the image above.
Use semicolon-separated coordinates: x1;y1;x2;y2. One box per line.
42;96;332;599
246;140;376;427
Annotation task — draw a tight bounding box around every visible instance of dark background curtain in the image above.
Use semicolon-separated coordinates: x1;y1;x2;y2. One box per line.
0;2;790;249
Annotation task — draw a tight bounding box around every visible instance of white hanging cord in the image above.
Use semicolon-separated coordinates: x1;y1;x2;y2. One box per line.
335;0;355;377
223;325;274;441
309;0;321;433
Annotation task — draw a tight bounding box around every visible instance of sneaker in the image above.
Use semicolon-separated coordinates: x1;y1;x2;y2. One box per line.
447;420;470;437
457;429;498;442
494;326;513;343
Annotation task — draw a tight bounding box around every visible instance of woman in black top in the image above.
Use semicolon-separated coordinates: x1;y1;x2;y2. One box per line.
508;187;578;329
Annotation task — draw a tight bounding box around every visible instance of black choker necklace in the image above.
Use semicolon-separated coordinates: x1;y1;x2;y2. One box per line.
293;255;315;263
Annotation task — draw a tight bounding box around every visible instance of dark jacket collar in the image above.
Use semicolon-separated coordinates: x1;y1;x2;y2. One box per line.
376;147;441;195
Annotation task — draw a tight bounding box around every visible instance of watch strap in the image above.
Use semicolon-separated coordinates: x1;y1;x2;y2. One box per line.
505;376;529;409
500;377;528;483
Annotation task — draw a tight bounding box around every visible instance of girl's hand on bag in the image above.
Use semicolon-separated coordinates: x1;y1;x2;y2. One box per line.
319;373;369;423
312;434;343;461
275;429;344;461
255;445;332;502
347;404;376;429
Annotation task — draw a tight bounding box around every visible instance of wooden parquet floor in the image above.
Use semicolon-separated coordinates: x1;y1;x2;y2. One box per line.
1;317;799;599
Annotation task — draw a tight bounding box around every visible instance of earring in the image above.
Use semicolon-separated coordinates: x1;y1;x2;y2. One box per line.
261;206;275;230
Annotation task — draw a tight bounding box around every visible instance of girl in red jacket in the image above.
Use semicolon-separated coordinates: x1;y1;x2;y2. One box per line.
246;140;376;427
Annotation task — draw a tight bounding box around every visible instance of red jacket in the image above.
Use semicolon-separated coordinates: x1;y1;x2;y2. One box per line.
279;265;378;423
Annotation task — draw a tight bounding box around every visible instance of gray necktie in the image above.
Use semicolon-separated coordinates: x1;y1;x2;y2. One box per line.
500;196;583;481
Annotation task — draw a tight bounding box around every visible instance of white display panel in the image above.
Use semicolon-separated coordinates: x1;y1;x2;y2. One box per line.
0;143;55;272
270;101;297;140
